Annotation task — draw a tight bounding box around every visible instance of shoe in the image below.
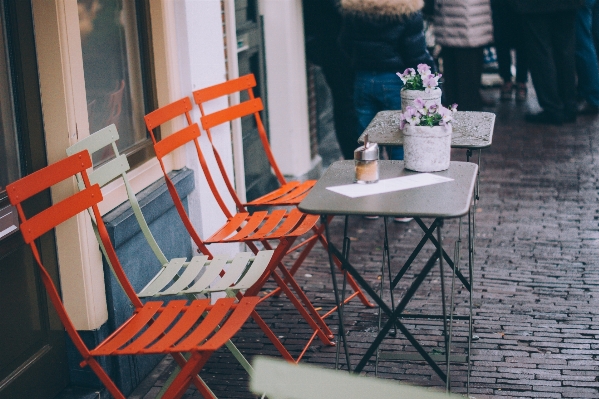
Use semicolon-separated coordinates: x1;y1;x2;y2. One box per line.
578;101;599;115
500;81;514;101
525;111;563;126
394;217;413;223
363;215;379;220
515;83;527;102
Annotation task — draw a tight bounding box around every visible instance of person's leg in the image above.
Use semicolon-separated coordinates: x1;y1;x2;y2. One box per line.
575;0;599;110
378;72;404;160
441;47;459;107
492;1;513;84
593;0;599;54
320;56;360;159
553;10;579;119
354;71;380;145
513;10;530;84
521;13;563;121
449;47;484;111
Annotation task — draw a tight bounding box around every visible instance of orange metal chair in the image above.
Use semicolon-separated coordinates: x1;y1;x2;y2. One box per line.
191;74;373;309
144;99;336;362
6;151;259;399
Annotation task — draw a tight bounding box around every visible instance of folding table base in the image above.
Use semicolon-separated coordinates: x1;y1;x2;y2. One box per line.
324;212;475;394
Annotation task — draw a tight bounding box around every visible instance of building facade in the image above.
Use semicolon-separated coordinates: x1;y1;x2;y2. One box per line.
0;0;318;397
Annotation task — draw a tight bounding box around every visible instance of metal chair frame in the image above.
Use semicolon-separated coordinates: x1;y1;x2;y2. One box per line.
6;151;259;399
144;99;337;362
66;125;275;387
191;74;372;310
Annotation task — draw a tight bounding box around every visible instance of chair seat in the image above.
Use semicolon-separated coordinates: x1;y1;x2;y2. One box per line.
245;180;317;207
205;207;319;244
91;297;259;356
137;251;274;298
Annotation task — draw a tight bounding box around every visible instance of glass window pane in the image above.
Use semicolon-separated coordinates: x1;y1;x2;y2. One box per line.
78;0;147;163
0;9;20;192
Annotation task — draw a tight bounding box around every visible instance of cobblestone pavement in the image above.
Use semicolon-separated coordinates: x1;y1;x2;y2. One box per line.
129;87;599;399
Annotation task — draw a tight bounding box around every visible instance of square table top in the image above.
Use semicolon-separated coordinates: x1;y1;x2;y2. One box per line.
298;161;478;218
358;111;495;149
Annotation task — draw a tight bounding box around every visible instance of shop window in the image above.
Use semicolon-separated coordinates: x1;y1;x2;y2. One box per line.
78;0;156;167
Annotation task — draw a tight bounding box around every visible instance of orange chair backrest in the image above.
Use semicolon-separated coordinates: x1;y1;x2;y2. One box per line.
6;151;143;358
193;73;287;188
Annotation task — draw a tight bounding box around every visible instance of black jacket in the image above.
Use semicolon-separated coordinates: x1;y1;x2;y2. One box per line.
508;0;583;14
339;0;434;72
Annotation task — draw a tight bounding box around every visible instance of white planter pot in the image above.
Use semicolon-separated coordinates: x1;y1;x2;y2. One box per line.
401;88;442;112
403;124;452;172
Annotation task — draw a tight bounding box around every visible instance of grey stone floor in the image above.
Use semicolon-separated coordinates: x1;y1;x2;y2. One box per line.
129;85;599;399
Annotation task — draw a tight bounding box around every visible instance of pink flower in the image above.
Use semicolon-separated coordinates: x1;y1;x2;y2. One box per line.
423;75;440;93
417;63;431;77
438;106;453;126
398;113;407;129
404;106;421;126
396;71;408;83
404;68;416;77
424;100;438;115
450;103;458;113
413;98;427;115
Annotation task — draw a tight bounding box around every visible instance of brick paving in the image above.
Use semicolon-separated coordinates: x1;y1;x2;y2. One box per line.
129;87;599;399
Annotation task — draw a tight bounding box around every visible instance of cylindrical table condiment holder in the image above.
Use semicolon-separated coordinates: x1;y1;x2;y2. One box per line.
354;136;379;184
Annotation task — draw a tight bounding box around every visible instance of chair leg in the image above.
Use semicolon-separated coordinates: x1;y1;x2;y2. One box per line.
162;352;213;399
86;358;126;399
171;352;214;397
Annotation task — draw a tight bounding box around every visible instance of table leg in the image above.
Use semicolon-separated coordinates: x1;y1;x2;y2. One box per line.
437;221;451;392
323;216;352;371
335;216;351;370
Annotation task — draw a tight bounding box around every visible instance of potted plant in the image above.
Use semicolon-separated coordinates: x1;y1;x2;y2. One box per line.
398;99;457;172
397;63;442;112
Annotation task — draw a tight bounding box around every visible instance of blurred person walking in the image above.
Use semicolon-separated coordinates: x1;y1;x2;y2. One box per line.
339;0;435;161
303;0;359;160
491;0;529;102
434;0;494;111
576;0;599;115
510;0;583;125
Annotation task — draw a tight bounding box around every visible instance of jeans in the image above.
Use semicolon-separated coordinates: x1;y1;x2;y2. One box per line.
354;71;404;160
576;0;599;106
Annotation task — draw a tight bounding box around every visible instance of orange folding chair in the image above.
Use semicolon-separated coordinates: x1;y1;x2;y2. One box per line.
192;74;372;308
145;99;336;362
6;151;259;399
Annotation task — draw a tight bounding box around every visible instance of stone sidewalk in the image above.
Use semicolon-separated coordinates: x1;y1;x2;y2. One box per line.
129;88;599;399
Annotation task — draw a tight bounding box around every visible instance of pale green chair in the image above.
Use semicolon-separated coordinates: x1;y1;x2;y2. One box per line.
251;357;463;399
66;124;274;395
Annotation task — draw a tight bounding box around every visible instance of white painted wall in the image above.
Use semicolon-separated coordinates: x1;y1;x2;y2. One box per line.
171;0;239;256
259;0;312;177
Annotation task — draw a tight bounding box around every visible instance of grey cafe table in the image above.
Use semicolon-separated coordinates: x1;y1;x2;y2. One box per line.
298;160;478;393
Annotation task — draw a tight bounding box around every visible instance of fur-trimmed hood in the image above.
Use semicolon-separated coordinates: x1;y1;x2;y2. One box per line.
340;0;424;18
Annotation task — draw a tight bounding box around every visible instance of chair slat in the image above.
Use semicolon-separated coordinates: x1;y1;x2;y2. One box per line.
137;258;187;297
144;97;193;130
247;182;300;205
158;255;210;296
227;211;268;241
208;252;252;291
89;155;129;188
193;74;256;103
174;298;236;352
7;151;92;205
117;300;187;354
20;185;102;244
276;181;316;202
66;125;119;156
250;209;287;240
265;208;305;238
207;212;249;243
154;124;201;159
147;299;210;353
227;250;273;291
201;297;260;351
93;301;163;355
183;255;230;294
200;98;263;130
